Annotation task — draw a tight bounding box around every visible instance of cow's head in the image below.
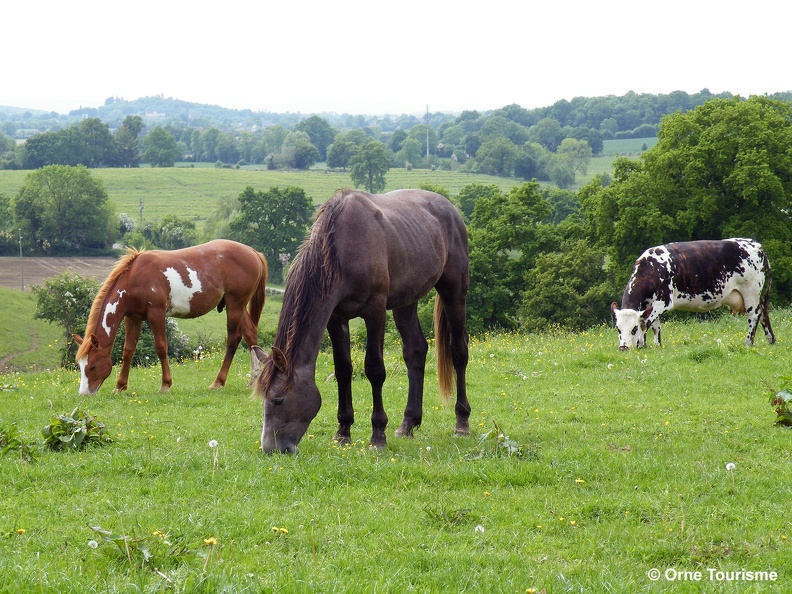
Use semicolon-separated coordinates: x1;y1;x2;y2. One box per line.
611;302;653;350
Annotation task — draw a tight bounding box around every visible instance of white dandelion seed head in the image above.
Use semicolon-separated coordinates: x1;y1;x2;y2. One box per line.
607;363;613;370
87;540;99;549
208;439;219;448
474;525;485;533
726;462;736;471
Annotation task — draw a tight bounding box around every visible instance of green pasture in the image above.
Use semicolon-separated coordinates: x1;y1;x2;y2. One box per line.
1;306;791;592
0;167;522;232
0;138;655;232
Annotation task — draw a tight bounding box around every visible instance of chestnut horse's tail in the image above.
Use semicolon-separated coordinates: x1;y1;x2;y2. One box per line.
248;251;269;327
434;295;454;405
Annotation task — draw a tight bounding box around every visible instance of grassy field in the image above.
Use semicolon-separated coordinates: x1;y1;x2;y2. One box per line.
1;306;791;592
0;139;655;232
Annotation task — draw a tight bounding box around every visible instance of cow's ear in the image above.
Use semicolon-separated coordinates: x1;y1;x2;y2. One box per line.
610;302;619;320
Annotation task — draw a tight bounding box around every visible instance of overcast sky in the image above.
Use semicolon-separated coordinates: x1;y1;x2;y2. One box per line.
5;0;789;116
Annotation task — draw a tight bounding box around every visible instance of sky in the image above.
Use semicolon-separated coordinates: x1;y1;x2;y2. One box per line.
5;0;790;116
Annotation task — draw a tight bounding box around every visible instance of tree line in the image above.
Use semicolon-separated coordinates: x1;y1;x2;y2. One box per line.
5;89;773;189
4;96;792;336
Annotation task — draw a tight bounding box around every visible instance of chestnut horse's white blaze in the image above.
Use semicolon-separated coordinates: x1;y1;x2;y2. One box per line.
74;240;268;395
163;266;202;316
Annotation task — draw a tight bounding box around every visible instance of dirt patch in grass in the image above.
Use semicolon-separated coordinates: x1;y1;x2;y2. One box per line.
0;257;116;291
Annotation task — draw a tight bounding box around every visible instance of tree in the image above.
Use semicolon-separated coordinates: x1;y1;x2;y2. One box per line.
133;214;198;250
349;141;390;193
280;131;319;169
79;118;116;167
32;271;99;367
142;126;180;167
455;183;501;222
228;186;314;283
466;182;557;331
474;138;519;176
326;137;358;169
14;165;116;254
556;138;592;175
113;115;143;167
295;116;337;161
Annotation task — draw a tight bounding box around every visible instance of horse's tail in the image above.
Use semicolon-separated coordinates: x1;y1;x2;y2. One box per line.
248;251;268;327
434;295;454;405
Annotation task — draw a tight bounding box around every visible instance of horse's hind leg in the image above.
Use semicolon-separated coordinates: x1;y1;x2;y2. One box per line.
115;317;142;392
435;286;471;436
392;303;428;438
327;316;354;444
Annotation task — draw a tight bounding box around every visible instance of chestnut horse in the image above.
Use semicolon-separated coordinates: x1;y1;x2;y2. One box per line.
253;189;470;453
74;239;268;395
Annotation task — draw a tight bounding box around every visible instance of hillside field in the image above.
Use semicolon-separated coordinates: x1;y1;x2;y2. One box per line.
0;306;790;592
0;139;653;232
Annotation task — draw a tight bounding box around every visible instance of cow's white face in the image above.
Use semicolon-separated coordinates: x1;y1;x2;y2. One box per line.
611;303;652;350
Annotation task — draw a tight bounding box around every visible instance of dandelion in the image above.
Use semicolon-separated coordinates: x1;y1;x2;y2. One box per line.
607;363;613;369
208;439;218;448
725;462;736;471
474;525;485;533
87;540;99;549
204;537;218;546
575;478;586;484
15;528;25;535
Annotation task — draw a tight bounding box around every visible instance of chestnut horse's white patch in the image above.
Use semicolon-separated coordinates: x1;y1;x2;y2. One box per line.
163;266;202;315
77;357;90;395
102;289;126;336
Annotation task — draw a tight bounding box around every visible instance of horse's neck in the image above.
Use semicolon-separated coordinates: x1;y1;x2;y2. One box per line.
91;283;130;346
279;291;337;370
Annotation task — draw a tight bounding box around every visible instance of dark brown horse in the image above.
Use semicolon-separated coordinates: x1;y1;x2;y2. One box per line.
74;239;268;395
253;189;470;453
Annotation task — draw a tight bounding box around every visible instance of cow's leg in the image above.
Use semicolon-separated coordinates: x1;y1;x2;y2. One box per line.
650;319;661;346
327;316;354;444
760;293;776;345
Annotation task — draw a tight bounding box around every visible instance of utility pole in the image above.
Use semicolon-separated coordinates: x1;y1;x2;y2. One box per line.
425;105;430;163
18;228;24;291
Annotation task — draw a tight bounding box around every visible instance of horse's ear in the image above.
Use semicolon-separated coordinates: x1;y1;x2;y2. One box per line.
72;334;84;345
89;334;100;348
271;347;291;376
251;345;269;363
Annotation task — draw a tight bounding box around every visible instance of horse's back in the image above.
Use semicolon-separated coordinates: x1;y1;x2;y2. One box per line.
333;189;467;307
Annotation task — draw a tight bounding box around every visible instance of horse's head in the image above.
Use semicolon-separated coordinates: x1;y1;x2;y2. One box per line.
73;334;113;395
252;346;321;454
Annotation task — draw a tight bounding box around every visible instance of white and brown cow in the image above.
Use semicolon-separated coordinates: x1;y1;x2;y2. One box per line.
611;238;775;350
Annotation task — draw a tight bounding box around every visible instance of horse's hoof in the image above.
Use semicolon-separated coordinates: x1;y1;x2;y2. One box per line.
369;440;387;449
334;434;352;446
454;427;471;437
394;425;414;438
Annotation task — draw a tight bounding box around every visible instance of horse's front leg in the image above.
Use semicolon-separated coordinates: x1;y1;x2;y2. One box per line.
147;315;172;392
115;317;142;392
327;316;354;444
392;304;427;438
363;308;388;448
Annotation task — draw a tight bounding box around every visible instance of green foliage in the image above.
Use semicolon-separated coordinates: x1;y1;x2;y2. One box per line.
279;130;319;169
465;421;538;460
90;525;193;572
0;422;35;460
228;185;314;282
130;214;198;250
32;271;100;366
15;165;117;254
41;407;114;451
769;387;792;426
294;116;337;161
349;141;390;193
142;126;181;167
520;238;612;332
467;182;558;332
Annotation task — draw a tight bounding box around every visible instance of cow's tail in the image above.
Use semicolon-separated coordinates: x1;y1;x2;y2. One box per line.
434;295;454;405
761;250;773;315
249;251;268;327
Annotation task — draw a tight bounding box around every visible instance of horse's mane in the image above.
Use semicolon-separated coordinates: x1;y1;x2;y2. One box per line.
75;247;144;359
259;191;346;388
